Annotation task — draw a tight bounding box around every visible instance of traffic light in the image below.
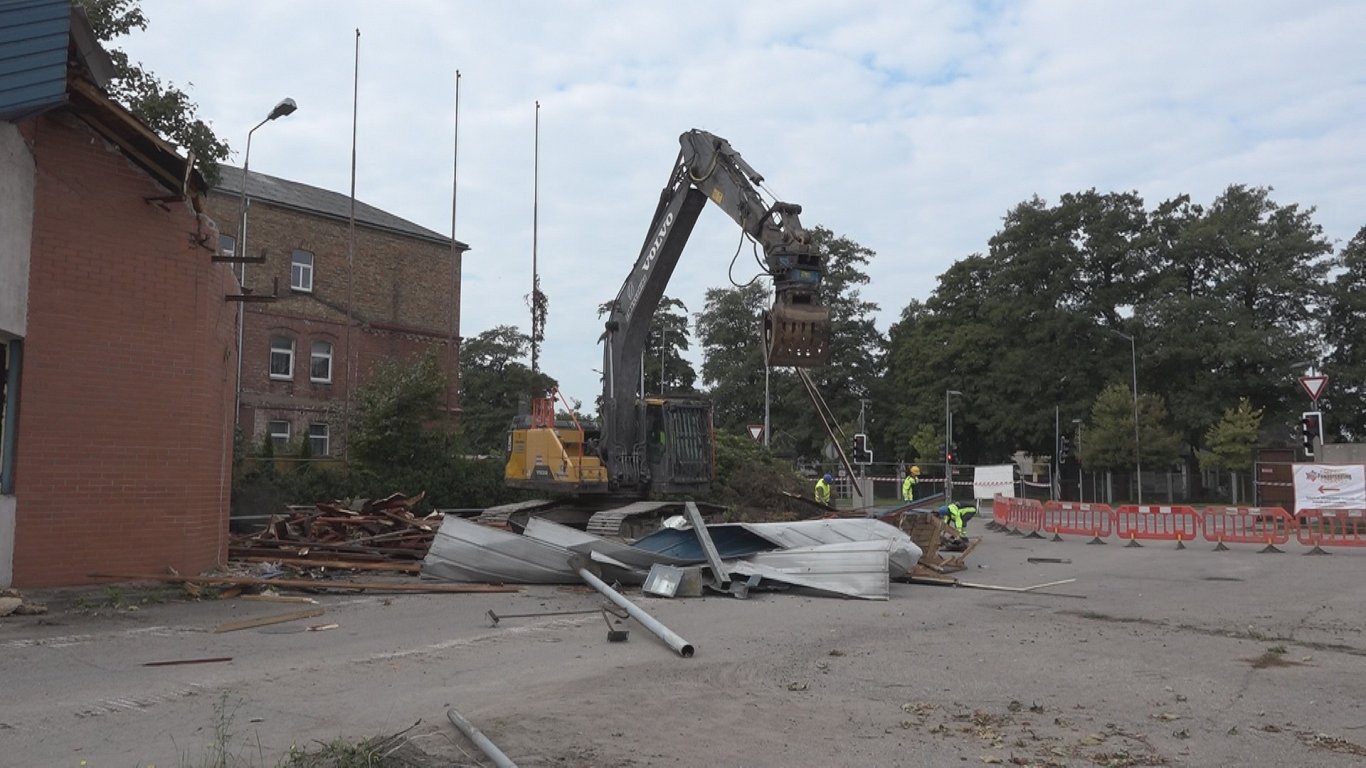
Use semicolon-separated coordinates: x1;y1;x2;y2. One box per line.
1301;411;1322;457
1059;435;1072;463
851;433;873;465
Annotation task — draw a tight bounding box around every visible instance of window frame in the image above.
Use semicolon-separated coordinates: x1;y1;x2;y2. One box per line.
309;340;333;383
269;336;295;380
0;339;20;495
218;233;237;259
308;422;330;457
291;249;314;293
267;419;291;450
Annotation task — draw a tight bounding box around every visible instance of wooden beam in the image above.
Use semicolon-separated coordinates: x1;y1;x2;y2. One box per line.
214;608;325;633
89;573;520;594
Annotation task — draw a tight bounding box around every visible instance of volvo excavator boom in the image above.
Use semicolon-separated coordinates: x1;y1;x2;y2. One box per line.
506;129;831;499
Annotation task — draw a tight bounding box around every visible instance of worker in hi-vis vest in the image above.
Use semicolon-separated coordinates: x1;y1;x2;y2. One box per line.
901;465;921;501
815;473;833;505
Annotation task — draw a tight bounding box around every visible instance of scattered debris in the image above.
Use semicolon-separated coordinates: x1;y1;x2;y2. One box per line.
213;607;326;633
1028;557;1072;564
0;589;48;617
89;572;519;594
142;656;234;667
486;606;625;627
231;492;439;564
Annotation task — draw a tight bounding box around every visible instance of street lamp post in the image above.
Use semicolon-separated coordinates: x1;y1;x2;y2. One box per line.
234;97;297;429
1108;329;1142;505
1072;418;1083;503
945;389;962;501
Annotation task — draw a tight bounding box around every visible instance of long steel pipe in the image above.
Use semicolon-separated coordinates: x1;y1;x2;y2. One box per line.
576;567;696;657
447;707;518;768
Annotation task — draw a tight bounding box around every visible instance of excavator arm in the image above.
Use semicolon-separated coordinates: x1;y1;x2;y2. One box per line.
598;129;832;493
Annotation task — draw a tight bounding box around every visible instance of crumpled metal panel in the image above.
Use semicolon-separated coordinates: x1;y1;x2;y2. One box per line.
737;518;922;578
727;540;894;600
421;516;579;584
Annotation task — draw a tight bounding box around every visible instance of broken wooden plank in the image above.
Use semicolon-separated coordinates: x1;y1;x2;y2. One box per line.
233;556;421;574
88;573;520;594
215;608;325;633
142;656;234;667
240;594;319;605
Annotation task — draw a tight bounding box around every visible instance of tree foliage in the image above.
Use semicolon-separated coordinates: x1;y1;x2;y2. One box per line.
458;325;556;454
1199;397;1264;473
1322;226;1366;440
1081;384;1184;471
75;0;231;184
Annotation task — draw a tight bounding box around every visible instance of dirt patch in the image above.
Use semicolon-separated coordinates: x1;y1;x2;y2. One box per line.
1246;652;1304;669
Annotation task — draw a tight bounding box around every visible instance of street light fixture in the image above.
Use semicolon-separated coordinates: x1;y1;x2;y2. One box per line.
234;97;298;429
1106;328;1141;505
945;389;962;501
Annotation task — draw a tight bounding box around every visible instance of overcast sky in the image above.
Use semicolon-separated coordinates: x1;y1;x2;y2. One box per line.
118;1;1366;409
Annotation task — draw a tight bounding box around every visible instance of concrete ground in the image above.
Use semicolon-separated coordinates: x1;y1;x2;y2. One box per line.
1;522;1363;767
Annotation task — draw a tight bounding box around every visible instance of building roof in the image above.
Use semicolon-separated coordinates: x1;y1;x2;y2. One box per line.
0;0;112;121
214;165;466;250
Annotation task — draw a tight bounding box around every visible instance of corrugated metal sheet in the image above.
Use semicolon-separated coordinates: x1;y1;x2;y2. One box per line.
728;540;894;600
216;165;465;249
0;0;69;120
523;517;694;569
738;518;923;578
420;516;579;584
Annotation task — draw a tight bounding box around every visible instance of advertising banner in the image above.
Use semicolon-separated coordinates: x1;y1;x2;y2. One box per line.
973;464;1016;500
1293;464;1366;510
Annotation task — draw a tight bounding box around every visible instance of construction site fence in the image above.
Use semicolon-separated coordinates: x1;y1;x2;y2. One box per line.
988;496;1366;552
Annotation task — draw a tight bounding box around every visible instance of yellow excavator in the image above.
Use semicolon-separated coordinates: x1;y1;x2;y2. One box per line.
505;129;832;498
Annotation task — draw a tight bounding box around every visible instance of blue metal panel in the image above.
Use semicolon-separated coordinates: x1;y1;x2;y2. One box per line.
0;0;71;121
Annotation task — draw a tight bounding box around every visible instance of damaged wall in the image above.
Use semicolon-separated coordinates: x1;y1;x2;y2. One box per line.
0;121;37;587
10;110;240;586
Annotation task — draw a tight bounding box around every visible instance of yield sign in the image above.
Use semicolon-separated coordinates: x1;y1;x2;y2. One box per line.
1299;375;1329;402
747;424;764;441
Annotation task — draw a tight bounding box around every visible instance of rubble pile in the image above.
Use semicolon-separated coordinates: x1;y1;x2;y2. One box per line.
230;492;441;564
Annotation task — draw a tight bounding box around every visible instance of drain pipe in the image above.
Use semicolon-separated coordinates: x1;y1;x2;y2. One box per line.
447;707;518;768
576;566;696;657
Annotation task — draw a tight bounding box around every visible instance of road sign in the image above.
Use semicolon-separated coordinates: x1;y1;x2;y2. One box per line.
747;424;764;441
1299;375;1329;402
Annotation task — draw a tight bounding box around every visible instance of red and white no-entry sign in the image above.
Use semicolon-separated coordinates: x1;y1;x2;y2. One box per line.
1299;375;1329;402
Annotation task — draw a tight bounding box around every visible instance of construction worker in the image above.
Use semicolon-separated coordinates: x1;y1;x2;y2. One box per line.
815;473;833;505
901;465;921;502
943;500;978;535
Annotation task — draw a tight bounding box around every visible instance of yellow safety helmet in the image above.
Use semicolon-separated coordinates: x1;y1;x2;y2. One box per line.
910;465;921;476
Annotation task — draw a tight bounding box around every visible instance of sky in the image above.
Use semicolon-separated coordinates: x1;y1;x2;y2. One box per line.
115;1;1366;409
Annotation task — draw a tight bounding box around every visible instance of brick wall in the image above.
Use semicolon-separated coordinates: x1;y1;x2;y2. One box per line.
11;111;239;587
202;189;462;458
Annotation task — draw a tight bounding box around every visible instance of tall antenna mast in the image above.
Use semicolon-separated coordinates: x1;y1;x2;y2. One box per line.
447;70;462;418
529;101;547;376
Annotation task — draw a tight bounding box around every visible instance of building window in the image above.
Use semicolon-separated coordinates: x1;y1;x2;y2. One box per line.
269;336;294;380
267;420;291;451
219;233;236;259
1;340;20;495
308;423;330;456
291;250;314;292
310;340;333;383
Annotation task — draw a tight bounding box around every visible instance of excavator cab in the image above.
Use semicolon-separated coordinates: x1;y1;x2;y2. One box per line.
642;397;713;495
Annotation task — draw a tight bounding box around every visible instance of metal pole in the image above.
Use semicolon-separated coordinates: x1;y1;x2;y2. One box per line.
945;390;961;502
1053;406;1059;502
1128;334;1141;505
576;566;695;657
447;707;519;768
762;338;770;449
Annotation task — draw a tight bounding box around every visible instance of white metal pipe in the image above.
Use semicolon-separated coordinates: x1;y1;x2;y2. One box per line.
576;567;695;657
447;707;518;768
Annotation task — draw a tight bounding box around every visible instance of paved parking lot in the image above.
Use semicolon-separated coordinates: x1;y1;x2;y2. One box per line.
2;523;1363;766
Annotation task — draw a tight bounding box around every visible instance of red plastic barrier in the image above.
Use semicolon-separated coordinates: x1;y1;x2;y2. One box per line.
1042;501;1114;541
1295;509;1366;549
1114;505;1200;545
992;494;1011;527
1012;498;1045;535
1201;506;1292;549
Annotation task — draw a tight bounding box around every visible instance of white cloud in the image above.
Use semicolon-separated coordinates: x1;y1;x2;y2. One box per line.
119;0;1366;408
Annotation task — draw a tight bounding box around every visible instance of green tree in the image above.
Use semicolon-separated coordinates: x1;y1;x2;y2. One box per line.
642;296;697;394
350;351;448;472
1322;227;1366;440
75;0;231;184
1081;383;1184;472
458;326;556;453
695;282;771;432
1199;398;1264;473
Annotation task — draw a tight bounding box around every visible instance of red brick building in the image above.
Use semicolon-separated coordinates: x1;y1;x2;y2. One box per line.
202;169;467;462
1;2;239;586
